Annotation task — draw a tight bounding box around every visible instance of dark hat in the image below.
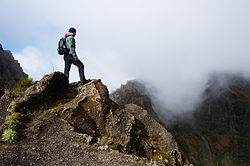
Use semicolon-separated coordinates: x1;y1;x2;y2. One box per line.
69;27;76;33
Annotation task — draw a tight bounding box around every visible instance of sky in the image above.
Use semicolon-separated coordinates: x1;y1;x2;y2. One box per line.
1;0;250;113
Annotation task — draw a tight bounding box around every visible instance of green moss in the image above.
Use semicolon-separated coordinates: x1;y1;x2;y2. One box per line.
47;99;72;114
10;112;23;121
48;107;62;113
2;129;18;143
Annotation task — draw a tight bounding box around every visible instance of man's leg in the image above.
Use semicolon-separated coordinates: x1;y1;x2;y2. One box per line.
72;59;86;81
64;56;73;78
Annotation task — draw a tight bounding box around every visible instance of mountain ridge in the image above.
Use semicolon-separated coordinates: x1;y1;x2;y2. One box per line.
111;75;250;166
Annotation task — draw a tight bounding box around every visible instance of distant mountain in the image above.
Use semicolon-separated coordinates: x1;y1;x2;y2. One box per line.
0;43;27;96
111;74;250;166
170;73;250;166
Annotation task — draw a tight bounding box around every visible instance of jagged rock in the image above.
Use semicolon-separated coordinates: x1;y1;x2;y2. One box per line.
58;79;110;138
0;43;27;97
0;72;183;165
125;104;183;165
110;80;162;123
7;72;68;114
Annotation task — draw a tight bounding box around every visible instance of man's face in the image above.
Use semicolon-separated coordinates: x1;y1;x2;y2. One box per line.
73;32;76;36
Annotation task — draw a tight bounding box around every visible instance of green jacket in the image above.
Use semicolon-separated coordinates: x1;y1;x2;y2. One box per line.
65;33;77;58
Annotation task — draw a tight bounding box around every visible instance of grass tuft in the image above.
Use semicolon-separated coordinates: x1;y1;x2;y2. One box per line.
14;77;33;93
2;129;18;142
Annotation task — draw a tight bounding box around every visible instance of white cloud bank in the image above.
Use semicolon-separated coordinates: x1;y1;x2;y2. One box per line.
14;46;63;81
1;0;250;113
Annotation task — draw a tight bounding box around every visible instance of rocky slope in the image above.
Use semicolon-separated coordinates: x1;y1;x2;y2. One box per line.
0;72;185;166
0;43;27;97
111;75;250;166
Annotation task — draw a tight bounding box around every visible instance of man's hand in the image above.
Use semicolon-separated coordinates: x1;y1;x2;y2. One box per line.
75;58;78;61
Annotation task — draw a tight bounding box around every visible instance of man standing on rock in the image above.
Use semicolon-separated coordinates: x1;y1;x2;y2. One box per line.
63;27;88;83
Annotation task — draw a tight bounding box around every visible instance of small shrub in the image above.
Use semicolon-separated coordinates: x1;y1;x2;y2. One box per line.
7;120;19;130
14;77;33;92
2;129;18;142
10;112;23;121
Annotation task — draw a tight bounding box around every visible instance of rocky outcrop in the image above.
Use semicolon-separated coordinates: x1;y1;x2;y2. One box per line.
0;43;27;96
0;72;184;165
111;80;162;123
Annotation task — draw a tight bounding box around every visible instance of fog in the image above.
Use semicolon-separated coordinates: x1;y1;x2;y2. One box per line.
1;0;250;113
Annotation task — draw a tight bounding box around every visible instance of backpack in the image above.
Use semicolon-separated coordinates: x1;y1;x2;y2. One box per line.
57;37;68;55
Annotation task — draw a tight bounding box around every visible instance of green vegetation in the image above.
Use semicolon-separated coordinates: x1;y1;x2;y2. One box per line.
8;100;18;113
3;112;24;142
10;112;23;121
17;92;31;99
23;93;31;99
48;106;62;113
7;120;19;130
14;77;33;93
2;129;18;143
4;89;9;94
11;100;18;107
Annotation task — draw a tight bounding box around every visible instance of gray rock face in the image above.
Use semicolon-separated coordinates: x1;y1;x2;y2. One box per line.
0;43;27;96
0;72;184;165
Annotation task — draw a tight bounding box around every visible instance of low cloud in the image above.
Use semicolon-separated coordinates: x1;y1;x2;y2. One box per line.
2;0;250;116
13;46;63;80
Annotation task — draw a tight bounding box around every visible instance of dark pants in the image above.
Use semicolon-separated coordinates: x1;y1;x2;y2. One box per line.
64;54;86;81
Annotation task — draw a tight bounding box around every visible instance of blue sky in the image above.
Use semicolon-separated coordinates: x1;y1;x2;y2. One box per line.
1;0;250;113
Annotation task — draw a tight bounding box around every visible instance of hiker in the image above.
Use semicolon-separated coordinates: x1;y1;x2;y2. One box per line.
63;27;88;83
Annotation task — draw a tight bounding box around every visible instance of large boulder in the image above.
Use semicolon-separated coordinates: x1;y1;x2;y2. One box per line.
3;72;69;115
